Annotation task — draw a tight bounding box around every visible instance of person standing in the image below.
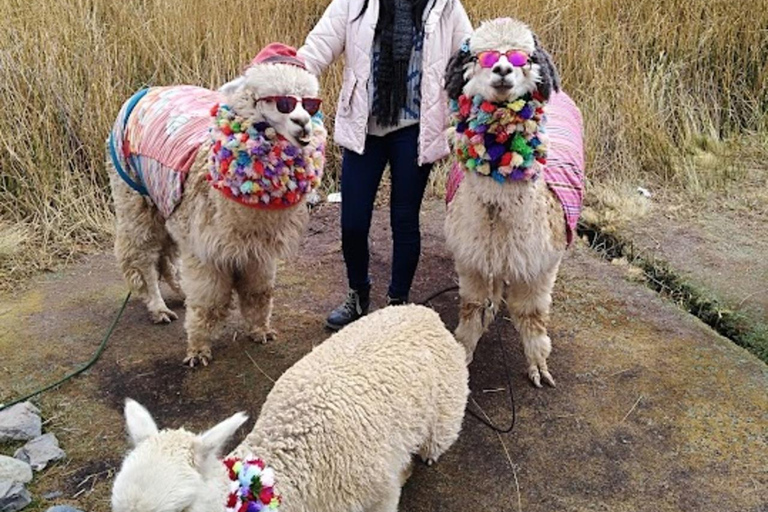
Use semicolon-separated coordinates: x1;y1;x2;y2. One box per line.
297;0;472;330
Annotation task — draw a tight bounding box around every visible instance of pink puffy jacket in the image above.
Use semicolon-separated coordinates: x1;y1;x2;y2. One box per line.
297;0;473;165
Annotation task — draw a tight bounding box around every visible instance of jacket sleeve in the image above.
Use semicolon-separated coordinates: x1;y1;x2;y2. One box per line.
297;0;350;76
450;0;473;51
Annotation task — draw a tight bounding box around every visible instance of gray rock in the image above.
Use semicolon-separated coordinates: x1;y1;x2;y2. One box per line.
14;433;66;471
41;491;62;500
0;457;32;485
0;481;31;512
0;403;41;443
46;506;85;512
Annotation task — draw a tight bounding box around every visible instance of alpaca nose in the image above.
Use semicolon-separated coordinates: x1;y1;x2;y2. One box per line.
493;64;513;77
291;116;310;128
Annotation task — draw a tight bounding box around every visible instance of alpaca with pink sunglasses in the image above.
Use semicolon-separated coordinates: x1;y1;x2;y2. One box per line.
443;18;585;387
107;43;327;366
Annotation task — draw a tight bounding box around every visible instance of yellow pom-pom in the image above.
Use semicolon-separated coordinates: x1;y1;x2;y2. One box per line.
511;153;524;167
477;163;491;175
509;99;526;112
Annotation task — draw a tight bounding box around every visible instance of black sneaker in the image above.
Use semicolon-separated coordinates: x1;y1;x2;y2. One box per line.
326;289;370;331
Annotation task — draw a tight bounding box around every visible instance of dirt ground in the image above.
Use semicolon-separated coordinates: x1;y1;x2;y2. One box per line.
620;199;768;361
1;201;766;512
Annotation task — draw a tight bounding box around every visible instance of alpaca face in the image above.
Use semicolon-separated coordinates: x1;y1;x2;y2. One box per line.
463;19;539;103
111;400;248;512
445;18;560;104
221;64;321;148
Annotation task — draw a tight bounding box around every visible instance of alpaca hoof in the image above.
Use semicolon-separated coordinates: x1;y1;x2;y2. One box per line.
150;307;178;324
250;329;277;344
184;349;212;368
528;367;556;388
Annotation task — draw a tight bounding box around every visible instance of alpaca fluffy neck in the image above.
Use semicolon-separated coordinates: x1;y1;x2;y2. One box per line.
464;169;543;211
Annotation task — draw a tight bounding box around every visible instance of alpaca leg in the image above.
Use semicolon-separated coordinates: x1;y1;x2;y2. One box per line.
366;484;402;512
181;255;233;367
111;174;177;324
454;266;501;364
505;263;560;388
158;237;183;296
235;259;277;344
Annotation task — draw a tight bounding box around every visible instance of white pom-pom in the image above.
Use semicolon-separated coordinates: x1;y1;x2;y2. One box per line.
260;467;275;488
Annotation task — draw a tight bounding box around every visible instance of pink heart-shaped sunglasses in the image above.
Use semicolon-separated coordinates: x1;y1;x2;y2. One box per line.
475;50;530;68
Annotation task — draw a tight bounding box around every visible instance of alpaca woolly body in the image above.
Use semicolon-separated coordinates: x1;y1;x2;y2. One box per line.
445;173;565;284
108;62;322;366
112;305;469;512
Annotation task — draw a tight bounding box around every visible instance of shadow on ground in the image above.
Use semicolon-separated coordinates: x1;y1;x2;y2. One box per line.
1;201;766;512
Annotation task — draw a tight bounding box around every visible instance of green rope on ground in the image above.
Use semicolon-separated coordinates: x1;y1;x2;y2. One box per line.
0;291;132;412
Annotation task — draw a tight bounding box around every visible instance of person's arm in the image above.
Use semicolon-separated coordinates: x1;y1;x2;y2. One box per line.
450;0;473;51
297;0;351;76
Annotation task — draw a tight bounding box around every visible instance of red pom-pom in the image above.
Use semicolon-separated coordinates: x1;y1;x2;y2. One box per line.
480;101;495;113
285;191;297;204
536;157;547;164
210;104;220;117
500;152;512;166
259;487;273;505
495;132;509;143
253;161;264;174
238;502;248;512
226;493;238;507
240;133;249;143
221;156;233;174
459;95;472;117
222;125;234;136
213;140;222;154
532;90;544;102
465;130;475;138
468;146;478;158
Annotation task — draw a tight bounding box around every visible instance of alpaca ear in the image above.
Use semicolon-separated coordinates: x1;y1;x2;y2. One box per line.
445;39;474;101
531;33;561;101
196;412;249;463
219;76;246;96
124;399;159;446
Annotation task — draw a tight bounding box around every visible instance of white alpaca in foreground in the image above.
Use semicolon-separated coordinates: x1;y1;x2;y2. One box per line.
112;305;469;512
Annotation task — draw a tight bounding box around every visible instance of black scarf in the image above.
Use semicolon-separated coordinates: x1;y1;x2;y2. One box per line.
371;0;431;127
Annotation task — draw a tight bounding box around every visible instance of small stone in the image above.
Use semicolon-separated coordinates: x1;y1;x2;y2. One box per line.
14;433;66;471
0;481;31;512
46;506;85;512
41;491;62;500
0;403;42;443
0;457;32;485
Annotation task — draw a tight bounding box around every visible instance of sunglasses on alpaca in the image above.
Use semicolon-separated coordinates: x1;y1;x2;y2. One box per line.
475;50;530;68
256;96;323;116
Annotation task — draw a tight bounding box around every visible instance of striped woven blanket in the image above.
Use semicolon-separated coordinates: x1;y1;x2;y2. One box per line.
109;86;221;218
446;90;584;246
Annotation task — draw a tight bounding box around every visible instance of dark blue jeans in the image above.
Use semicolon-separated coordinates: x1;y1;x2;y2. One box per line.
340;124;433;300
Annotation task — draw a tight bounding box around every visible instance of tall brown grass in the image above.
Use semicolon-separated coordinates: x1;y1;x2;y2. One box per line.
0;0;766;287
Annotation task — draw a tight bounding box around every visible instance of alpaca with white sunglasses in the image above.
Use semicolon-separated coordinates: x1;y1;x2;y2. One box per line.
107;43;326;366
443;18;585;387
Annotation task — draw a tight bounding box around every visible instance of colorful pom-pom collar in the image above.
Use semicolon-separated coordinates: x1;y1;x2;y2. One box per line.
208;104;326;209
449;91;548;184
224;456;281;512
